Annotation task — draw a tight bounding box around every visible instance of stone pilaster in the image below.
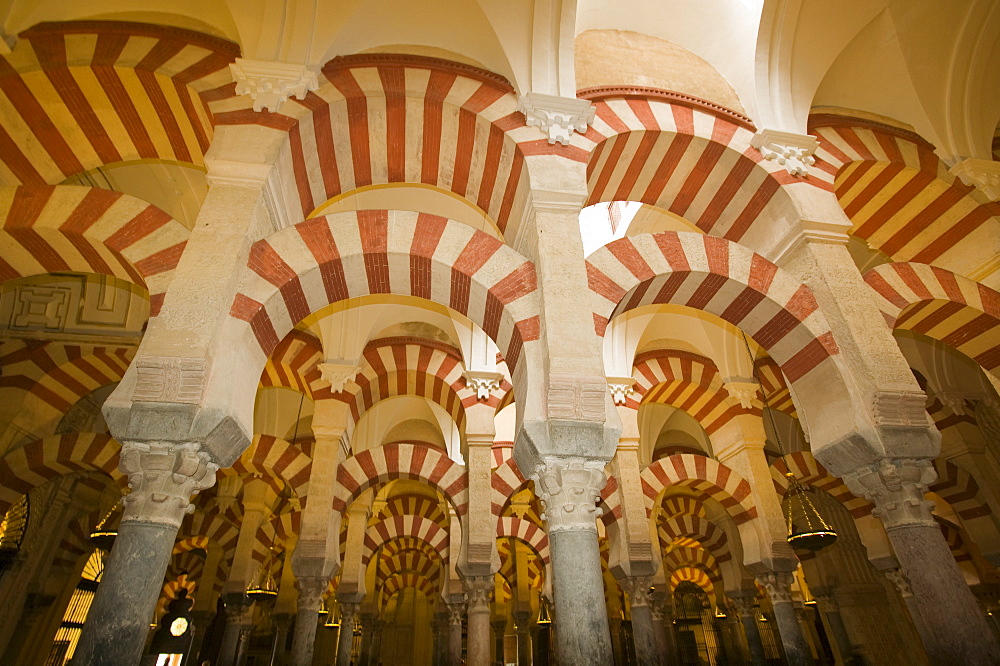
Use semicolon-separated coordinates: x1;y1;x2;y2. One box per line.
533;457;614;664
757;572;811;666
73;440;218;666
845;458;1000;664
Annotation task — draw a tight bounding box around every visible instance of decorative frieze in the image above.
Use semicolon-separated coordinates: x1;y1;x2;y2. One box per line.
133;357;206;404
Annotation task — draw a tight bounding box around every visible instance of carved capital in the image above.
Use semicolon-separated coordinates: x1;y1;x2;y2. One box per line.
607;376;636;406
463;370;504;401
532;458;607;533
621;576;654;608
230;58;319;113
756;571;795;605
295;576;327;610
445;600;466;625
751;129;819;177
935;391;969;417
119;441;218;528
463;575;493;611
339;601;361;628
884;567;913;598
517;92;595;145
813;593;838;612
317;361;362;393
949;158;1000;201
727;594;757;617
842;458;937;529
723;380;759;409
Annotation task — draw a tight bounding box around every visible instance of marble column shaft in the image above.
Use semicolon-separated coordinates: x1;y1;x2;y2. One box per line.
533;459;614;664
757;572;811;666
623;576;657;666
845;458;1000;665
465;576;492;666
729;593;766;665
289;577;326;666
336;602;360;666
72;441;218;666
446;601;465;666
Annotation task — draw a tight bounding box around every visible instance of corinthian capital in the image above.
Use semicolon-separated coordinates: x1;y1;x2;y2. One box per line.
842;458;937;530
463;575;493;610
119;441;218;528
621;576;653;608
532;458;607;533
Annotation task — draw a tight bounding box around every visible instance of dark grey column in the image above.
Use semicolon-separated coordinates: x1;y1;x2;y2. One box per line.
622;576;657;666
218;592;253;666
533;461;614;664
845;458;1000;665
649;595;671;665
815;594;852;662
446;599;465;666
289;577;325;665
728;593;766;665
514;611;530;666
270;612;291;665
492;616;507;665
336;601;360;666
72;441;217;666
757;572;811;666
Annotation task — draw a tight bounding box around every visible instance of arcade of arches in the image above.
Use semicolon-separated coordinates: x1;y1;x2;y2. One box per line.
0;1;999;665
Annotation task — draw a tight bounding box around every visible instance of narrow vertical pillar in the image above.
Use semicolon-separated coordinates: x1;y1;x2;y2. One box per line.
446;600;465;666
336;602;360;666
290;577;326;665
465;575;493;666
728;593;766;665
492;617;507;665
649;595;671;666
814;593;852;662
622;576;657;666
885;567;935;652
757;572;811;666
270;613;291;666
532;459;613;664
844;458;1000;664
190;544;225;658
514;611;530;665
73;442;218;665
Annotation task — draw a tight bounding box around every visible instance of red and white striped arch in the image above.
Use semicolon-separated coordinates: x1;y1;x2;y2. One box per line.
180;508;241;557
260;330;324;397
864;262;1000;377
640;453;756;525
669;566;717;597
630;350;756;435
0;186;191;313
229;211;540;385
229;435;312;499
657;514;731;563
587;231;841;387
497;538;545;590
931;459;993;522
0;341;132;439
661;496;707;519
333;442;469;515
211;54;542;245
810;116;999;271
769;452;871;518
571;89;810;246
374;493;450;527
0;432;123;511
378;572;439;608
362;516;449;567
497;516;550;565
491;456;528;516
754;356;797;418
0;21;236;186
376;549;443;587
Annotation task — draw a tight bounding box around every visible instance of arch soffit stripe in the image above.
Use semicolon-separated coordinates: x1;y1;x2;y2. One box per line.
640;453;756;525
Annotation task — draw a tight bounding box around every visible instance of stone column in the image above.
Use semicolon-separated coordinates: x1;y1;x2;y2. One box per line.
270;613;292;666
465;575;492;666
0;476;77;656
649;595;672;666
289;577;326;665
492;616;507;665
73;441;218;665
532;459;614;664
884;566;935;653
621;576;656;666
446;599;465;666
336;601;360;666
814;593;851;663
189;544;225;658
844;458;1000;664
432;611;448;666
514;611;530;666
728;593;766;665
757;572;811;666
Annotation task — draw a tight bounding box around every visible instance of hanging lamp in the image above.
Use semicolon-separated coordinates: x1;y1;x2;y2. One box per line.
741;333;838;552
536;598;552;625
90;499;122;552
246;558;279;601
324;601;341;628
